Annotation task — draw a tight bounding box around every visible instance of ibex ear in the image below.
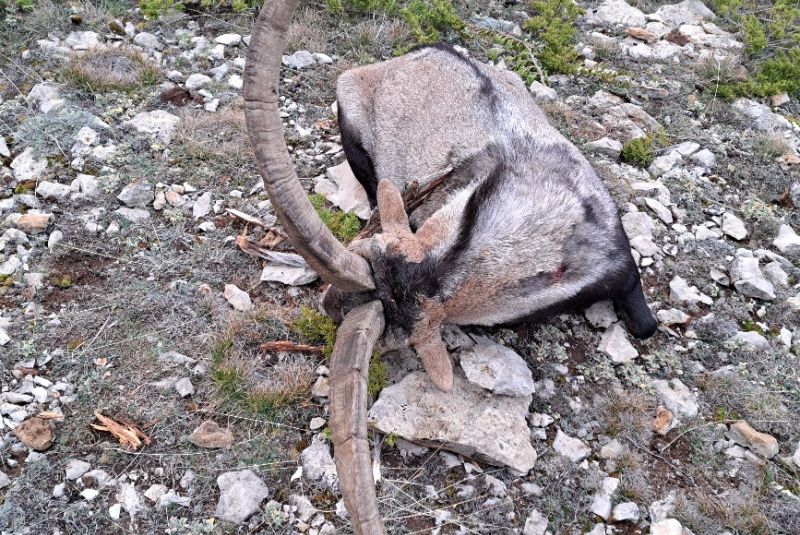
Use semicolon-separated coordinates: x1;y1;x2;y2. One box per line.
377;179;412;238
412;331;453;392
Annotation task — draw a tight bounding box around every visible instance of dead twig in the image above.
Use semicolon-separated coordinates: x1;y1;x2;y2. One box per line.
260;341;323;356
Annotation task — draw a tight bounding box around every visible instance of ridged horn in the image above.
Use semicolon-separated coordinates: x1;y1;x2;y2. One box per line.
329;300;387;535
243;0;375;292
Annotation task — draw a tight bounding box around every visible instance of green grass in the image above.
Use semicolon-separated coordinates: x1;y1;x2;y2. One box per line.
308;193;362;242
523;0;584;75
620;135;655;167
711;0;800;96
291;306;338;358
368;352;387;398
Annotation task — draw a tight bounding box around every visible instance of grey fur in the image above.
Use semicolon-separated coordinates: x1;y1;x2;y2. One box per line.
337;44;656;369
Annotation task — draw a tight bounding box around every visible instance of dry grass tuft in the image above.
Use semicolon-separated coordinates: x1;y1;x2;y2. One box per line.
173;107;250;161
594;387;656;443
63;47;161;92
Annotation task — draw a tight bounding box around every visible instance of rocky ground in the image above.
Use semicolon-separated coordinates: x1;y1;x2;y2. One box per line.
0;0;799;533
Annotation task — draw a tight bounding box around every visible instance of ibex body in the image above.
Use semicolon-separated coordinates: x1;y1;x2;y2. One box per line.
245;2;656;531
336;44;657;390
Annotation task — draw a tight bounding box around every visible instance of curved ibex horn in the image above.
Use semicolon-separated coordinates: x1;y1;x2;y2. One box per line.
329;301;387;535
243;0;375;293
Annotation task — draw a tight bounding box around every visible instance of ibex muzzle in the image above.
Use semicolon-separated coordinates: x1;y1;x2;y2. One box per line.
245;0;657;531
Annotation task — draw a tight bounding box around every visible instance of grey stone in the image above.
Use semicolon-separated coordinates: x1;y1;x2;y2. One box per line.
600;439;624;459
282;50;316;69
793;442;800;468
672;142;700;156
215;33;242;46
648;151;683;177
649;493;676;523
0;137;10;158
72;174;99;197
301;436;338;489
529;81;557;103
133;32;163;50
669;276;712;306
523;509;548;535
552;429;591;462
585;300;617;329
630;235;659;257
207;44;225;61
644;197;673;224
260;263;319;286
117;483;144;518
11;148;48;182
598;322;638;363
590;477;619;520
652;0;716;27
28;83;65;113
223;284;253;311
651;519;684;535
612;502;640;522
774;225;800;256
652;378;698;419
690;148;716;169
124;110;180;144
730;256;775;300
622;211;655;240
289;494;317;522
175;377;195;397
313;52;333;64
730;331;769;349
721;213;747;240
460;337;534;397
763;261;788;287
725;420;779;459
214;470;269;524
315;161;371;219
0;255;22;276
209;63;229;81
586;137;623;158
228;74;243;89
185;73;212;91
657;308;690;326
369;369;536;474
586;0;646;27
114;207;150;224
0;472;11;489
193;191;212;219
64;31;102;50
35;181;71;201
733;98;792;132
65;459;91;480
117;181;154;207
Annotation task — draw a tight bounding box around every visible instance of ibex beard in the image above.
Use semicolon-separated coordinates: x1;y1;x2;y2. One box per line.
336;44;658;391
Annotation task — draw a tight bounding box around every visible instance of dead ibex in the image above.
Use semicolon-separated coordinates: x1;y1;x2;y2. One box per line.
245;0;657;532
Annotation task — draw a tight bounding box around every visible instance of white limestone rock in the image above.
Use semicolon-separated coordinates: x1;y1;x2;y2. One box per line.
598;322;638;363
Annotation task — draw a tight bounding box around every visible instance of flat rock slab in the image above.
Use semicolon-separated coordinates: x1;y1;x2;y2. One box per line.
260;263;319;286
214;470;269;524
369;370;537;474
460;337;535;397
725;420;779;459
123;110;180;145
315;161;371;220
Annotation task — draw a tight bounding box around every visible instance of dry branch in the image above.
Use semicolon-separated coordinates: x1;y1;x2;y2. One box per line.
91;411;152;450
